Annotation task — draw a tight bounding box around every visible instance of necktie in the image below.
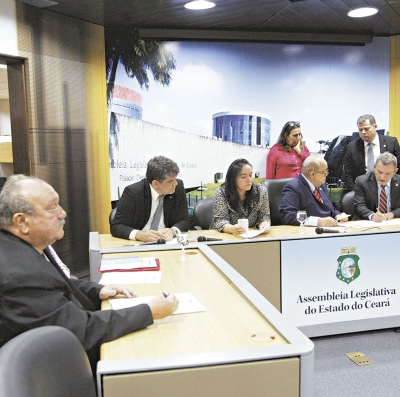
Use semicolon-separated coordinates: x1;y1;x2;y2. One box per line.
379;185;387;213
367;142;374;172
46;245;70;278
150;195;164;230
313;188;322;203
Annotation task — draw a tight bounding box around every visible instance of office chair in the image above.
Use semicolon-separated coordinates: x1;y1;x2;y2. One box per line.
261;178;294;226
109;206;117;224
341;190;355;218
0;326;96;397
193;198;214;230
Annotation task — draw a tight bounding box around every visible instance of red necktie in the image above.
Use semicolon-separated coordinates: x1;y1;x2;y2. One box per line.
313;188;322;203
379;185;387;213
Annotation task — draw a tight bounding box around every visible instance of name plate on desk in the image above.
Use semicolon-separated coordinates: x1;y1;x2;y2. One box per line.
281;232;400;336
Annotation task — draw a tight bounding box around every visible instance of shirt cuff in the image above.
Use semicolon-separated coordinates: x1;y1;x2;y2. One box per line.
305;216;319;227
129;229;139;240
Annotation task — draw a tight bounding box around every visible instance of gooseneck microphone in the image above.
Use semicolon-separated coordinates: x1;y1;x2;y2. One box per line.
197;236;223;242
315;227;343;234
141;238;166;245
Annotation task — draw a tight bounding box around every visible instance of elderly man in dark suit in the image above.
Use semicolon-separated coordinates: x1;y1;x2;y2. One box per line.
354;152;400;221
0;175;178;374
279;156;348;226
343;114;400;190
111;156;190;242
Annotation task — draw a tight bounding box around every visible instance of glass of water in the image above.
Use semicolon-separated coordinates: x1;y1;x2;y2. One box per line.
296;210;307;233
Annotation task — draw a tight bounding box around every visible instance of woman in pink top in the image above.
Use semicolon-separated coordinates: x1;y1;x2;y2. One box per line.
266;121;310;179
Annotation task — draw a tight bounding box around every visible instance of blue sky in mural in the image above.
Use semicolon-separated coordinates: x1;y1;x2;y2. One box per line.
115;38;389;153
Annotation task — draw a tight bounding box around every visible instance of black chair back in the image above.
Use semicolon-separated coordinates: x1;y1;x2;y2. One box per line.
0;326;96;397
261;178;294;226
193;198;213;230
341;190;355;217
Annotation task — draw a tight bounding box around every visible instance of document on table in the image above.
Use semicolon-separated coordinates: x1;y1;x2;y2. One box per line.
99;271;162;285
240;225;269;239
109;292;206;314
99;256;159;272
349;219;400;228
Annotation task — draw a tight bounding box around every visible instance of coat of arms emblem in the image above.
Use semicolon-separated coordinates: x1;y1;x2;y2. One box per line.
336;247;360;284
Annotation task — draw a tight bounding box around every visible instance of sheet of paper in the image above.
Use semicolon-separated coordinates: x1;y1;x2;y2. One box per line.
99;257;158;272
99;271;162;285
109;292;206;314
240;226;268;239
349;219;400;228
336;213;351;221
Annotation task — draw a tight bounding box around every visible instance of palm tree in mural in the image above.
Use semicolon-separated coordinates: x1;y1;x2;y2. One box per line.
105;28;177;107
105;28;177;160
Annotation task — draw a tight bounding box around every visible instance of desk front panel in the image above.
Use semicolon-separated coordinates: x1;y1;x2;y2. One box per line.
102;357;299;397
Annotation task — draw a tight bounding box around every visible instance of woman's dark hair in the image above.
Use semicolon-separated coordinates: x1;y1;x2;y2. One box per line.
223;158;257;215
277;121;303;152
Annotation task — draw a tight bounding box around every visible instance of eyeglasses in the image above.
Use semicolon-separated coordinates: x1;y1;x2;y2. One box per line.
316;170;329;176
288;121;300;128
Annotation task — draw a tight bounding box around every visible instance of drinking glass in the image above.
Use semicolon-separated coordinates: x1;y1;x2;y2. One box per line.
296;210;307;233
176;233;189;261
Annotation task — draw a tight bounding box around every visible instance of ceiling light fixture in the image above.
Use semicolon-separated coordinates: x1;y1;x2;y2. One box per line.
184;0;216;10
347;7;378;18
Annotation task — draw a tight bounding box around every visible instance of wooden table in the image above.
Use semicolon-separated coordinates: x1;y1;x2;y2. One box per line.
90;220;400;340
96;247;314;397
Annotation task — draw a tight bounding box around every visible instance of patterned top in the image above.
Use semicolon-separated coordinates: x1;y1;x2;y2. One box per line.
266;144;310;179
211;183;271;232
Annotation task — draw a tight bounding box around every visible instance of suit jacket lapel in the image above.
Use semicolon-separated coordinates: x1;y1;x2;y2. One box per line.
43;247;96;311
368;173;379;208
390;175;400;208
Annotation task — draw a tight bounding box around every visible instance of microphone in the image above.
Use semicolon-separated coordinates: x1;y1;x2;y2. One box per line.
141;238;166;245
315;227;344;234
197;236;223;242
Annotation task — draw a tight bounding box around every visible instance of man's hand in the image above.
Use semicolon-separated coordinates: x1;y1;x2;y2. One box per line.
318;217;337;227
136;230;164;243
147;293;179;319
99;284;137;300
159;228;174;241
372;211;393;222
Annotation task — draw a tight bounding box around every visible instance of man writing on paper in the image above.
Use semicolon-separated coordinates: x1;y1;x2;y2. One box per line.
279;156;349;226
111;156;190;242
354;152;400;221
0;175;178;374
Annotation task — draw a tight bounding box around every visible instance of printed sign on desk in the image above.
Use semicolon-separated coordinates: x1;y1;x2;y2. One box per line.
281;232;400;332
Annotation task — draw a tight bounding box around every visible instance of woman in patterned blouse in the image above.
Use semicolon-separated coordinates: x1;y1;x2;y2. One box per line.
211;159;271;234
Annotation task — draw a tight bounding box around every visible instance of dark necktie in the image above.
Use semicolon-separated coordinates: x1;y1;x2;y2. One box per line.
379;185;387;213
367;142;374;172
150;195;164;230
313;188;322;203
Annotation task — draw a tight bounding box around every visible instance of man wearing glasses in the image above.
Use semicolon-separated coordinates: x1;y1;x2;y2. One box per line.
279;156;348;226
343;114;400;190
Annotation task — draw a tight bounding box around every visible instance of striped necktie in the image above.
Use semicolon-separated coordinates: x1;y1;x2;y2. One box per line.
379;185;387;213
313;188;322;203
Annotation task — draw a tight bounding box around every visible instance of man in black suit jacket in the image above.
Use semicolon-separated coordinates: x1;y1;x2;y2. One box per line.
343;114;400;190
0;175;178;373
354;152;400;221
111;156;190;241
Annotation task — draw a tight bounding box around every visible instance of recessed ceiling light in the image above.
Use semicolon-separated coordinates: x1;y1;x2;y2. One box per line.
184;0;216;10
347;7;378;18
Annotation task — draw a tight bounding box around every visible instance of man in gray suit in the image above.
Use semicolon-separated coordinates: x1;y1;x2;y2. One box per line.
343;114;400;190
354;152;400;221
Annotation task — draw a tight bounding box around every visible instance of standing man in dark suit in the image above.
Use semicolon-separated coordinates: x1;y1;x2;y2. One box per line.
343;114;400;190
0;175;178;373
279;156;348;226
354;152;400;221
111;156;190;241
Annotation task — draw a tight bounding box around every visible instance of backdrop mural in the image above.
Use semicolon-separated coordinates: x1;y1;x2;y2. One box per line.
106;30;389;200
